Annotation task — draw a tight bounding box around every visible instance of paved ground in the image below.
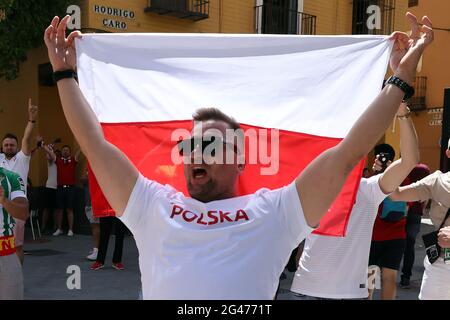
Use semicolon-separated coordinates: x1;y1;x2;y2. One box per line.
22;220;434;300
277;219;435;300
23;231;141;300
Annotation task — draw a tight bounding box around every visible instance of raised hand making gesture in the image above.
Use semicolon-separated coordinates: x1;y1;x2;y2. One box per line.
389;12;433;85
44;15;82;72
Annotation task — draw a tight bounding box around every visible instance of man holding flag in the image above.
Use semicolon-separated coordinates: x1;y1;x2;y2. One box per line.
43;12;433;299
289;101;420;300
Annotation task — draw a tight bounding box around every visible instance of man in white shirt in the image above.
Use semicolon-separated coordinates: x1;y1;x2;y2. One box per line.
0;98;37;264
289;102;419;300
0;167;29;299
43;13;433;299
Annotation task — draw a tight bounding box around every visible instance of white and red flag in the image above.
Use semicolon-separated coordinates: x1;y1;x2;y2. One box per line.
76;34;392;236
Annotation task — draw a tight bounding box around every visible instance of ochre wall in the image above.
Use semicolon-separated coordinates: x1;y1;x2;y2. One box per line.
385;0;449;170
0;0;446;186
86;0;255;34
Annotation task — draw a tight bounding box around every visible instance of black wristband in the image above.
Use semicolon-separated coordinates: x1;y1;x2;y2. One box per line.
52;69;77;83
385;75;415;101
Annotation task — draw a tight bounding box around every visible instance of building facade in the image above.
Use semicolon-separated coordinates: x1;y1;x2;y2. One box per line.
0;0;446;187
385;0;450;171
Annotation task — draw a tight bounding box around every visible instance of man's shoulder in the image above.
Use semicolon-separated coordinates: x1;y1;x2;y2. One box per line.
359;175;380;189
247;183;297;206
0;168;25;188
137;175;178;198
6;169;23;184
415;170;442;186
16;150;31;160
433;170;450;186
0;167;18;178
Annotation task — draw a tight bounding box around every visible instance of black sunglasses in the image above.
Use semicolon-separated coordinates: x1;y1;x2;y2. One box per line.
177;136;238;157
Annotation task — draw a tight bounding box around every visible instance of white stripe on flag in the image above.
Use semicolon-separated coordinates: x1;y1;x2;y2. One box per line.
76;34;392;138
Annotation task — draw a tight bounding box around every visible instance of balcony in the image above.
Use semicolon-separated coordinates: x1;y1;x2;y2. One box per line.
255;5;316;35
145;0;209;21
409;76;427;111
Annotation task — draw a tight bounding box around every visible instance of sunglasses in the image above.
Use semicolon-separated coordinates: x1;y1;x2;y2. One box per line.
177;136;238;157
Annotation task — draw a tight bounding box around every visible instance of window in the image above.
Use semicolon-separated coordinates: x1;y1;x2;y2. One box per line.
408;0;418;7
262;0;298;34
255;0;316;35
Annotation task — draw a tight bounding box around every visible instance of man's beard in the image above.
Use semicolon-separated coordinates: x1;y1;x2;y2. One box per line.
187;178;217;202
4;151;17;158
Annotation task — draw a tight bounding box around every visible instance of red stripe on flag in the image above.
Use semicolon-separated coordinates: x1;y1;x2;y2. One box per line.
88;121;363;236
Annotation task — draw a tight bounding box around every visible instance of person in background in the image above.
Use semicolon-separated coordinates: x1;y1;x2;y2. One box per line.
0;167;29;299
390;139;450;300
0;98;37;264
80;162;100;261
39;139;59;234
52;145;80;236
368;144;410;300
90;215;128;271
400;164;431;287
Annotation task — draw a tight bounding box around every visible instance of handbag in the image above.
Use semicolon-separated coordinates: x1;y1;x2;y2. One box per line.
422;208;450;264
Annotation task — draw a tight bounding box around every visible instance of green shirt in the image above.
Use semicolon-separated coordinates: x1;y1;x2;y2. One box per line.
0;167;26;237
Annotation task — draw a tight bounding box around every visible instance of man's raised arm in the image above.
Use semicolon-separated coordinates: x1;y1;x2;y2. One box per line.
377;102;420;194
44;15;138;216
21;99;38;156
296;12;433;228
42;143;57;163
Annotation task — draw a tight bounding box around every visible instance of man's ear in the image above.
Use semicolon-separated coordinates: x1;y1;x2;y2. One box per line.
446;149;450;159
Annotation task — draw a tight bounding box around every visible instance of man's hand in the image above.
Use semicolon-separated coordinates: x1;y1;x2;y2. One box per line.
372;156;393;173
36;135;44;148
28;98;38;122
438;227;450;249
389;12;433;85
44;15;82;72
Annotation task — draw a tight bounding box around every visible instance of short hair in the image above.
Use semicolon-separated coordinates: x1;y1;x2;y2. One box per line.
192;108;241;131
2;133;18;143
374;143;395;161
61;145;71;151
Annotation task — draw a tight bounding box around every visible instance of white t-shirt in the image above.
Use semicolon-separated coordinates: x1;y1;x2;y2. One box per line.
0;150;31;193
46;162;57;189
120;174;313;300
290;175;388;299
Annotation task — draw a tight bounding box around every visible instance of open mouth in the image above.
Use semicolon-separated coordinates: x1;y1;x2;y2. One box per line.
192;167;207;179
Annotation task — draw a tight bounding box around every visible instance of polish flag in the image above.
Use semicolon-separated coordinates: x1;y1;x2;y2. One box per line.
76;34;392;236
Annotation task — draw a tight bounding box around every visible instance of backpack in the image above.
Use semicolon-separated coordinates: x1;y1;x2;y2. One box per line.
380;197;407;222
